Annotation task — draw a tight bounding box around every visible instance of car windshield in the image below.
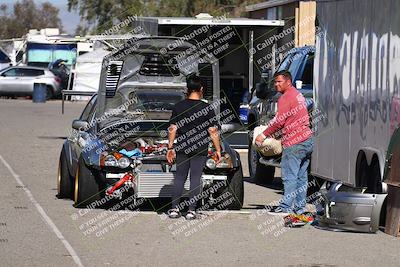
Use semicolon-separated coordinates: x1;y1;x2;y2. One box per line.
276;53;294;72
129;89;185;112
100;87;185;123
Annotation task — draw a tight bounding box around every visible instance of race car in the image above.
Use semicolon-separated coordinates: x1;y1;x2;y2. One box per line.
57;37;244;210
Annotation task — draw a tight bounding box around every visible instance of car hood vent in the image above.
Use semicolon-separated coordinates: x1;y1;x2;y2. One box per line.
139;54;180;76
106;61;123;97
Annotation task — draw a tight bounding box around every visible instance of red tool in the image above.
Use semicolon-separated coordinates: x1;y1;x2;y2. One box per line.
106;173;134;196
284;213;314;227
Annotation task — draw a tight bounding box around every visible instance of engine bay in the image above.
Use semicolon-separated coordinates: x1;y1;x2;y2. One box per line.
118;137;169;159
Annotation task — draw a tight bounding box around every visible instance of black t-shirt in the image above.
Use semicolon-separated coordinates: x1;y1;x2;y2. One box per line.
169;99;218;156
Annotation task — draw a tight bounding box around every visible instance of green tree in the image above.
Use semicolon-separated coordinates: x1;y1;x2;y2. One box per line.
68;0;156;34
68;0;266;34
0;0;63;40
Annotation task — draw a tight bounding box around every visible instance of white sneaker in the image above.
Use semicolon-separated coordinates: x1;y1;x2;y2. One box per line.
185;210;197;220
168;209;181;219
267;206;291;216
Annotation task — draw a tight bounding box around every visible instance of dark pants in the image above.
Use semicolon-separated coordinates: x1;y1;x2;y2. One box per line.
172;153;207;211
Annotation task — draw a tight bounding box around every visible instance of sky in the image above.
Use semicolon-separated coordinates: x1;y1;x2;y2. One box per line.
2;0;81;34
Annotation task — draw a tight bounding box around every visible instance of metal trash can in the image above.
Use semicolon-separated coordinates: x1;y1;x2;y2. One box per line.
33;83;47;103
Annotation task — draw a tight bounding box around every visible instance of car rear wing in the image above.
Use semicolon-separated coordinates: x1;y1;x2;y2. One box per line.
61;90;96;114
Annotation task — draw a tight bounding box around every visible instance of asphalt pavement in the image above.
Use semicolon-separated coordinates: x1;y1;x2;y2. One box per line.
0;99;399;267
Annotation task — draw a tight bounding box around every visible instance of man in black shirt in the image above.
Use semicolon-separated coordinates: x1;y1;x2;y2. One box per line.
167;75;221;220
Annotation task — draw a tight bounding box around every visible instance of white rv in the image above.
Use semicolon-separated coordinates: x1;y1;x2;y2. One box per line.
10;28;93;67
312;0;400;194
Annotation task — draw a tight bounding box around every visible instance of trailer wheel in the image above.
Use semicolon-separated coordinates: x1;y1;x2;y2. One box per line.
57;148;73;199
368;157;382;193
74;156;104;208
356;153;382;194
356;153;369;189
248;142;275;184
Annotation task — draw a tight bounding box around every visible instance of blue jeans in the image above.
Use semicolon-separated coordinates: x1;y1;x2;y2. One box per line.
279;138;313;214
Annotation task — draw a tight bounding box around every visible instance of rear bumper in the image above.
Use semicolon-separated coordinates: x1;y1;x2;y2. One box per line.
316;182;387;233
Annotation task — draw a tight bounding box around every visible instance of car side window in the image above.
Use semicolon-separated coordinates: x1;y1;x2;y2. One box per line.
20;69;44;77
2;68;17;77
87;98;97;123
300;53;314;89
80;95;97;122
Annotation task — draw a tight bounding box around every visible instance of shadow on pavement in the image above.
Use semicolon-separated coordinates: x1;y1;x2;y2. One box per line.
244;176;284;192
38;136;68;140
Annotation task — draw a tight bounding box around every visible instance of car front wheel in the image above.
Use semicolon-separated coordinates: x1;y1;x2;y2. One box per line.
74;156;103;208
57;148;73;199
218;164;244;210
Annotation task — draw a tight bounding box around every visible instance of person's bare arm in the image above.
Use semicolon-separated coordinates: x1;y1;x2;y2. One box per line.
255;98;286;146
167;124;177;164
208;126;221;162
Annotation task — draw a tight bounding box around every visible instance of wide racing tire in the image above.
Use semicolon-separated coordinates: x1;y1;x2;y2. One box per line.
219;164;244;210
74;156;103;208
57;148;74;199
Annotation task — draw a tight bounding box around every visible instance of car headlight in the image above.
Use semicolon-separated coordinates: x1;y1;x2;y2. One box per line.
206;153;233;169
217;153;233;169
118;157;131;168
104;155;118;167
101;153;131;168
206;158;217;169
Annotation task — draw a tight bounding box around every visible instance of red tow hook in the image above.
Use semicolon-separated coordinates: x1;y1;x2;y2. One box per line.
106;173;134;196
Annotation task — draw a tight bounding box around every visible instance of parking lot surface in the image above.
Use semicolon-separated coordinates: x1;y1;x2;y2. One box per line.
0;99;399;267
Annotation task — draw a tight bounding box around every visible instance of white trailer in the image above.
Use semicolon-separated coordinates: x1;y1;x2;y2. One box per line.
312;0;400;193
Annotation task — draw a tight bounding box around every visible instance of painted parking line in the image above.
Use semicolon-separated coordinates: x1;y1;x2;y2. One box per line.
0;154;84;267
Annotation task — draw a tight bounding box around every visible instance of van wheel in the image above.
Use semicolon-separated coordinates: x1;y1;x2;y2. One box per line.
74;157;103;208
